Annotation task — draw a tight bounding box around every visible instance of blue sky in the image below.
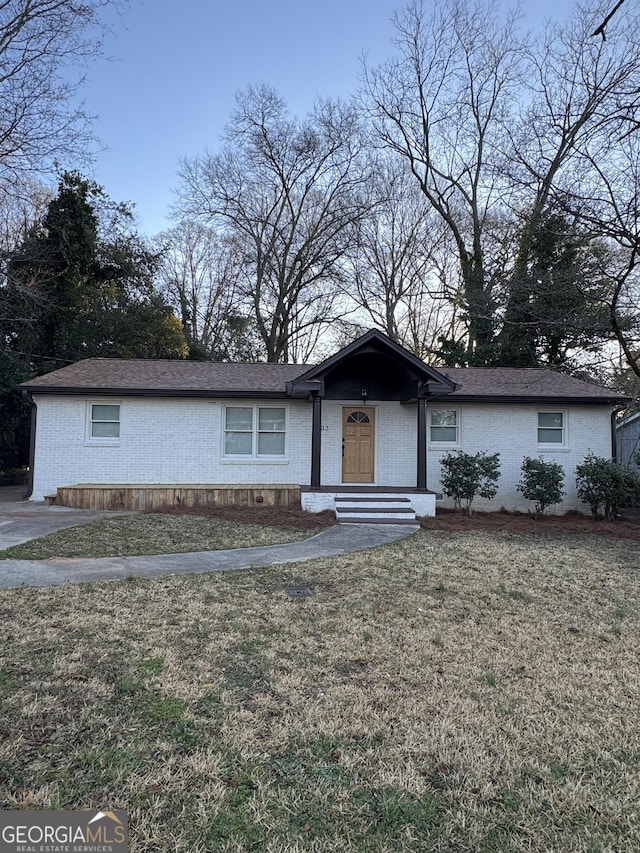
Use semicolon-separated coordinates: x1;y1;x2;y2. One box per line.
82;0;569;237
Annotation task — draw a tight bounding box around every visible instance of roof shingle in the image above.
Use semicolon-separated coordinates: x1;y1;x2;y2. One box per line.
21;357;627;403
22;359;309;394
443;367;624;401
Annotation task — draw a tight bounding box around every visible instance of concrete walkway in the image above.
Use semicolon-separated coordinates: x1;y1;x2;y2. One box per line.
0;492;418;589
0;493;130;550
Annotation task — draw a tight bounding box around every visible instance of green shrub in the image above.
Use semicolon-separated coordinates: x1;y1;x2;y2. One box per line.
517;456;565;516
0;466;28;485
439;450;500;514
575;453;640;520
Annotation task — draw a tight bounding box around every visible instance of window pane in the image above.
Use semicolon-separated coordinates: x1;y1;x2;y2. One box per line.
538;428;563;443
225;432;252;454
431;426;457;442
92;422;120;438
92;404;119;422
431;410;457;427
226;407;253;431
258;407;285;431
258;432;285;455
538;412;563;429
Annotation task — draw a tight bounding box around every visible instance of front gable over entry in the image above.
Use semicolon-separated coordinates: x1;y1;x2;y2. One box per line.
286;330;459;490
287;329;458;401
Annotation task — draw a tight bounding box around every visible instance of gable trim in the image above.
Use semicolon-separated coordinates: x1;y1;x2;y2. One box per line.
289;329;459;397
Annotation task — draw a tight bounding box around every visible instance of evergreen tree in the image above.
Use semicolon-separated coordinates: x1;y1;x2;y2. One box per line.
0;173;188;472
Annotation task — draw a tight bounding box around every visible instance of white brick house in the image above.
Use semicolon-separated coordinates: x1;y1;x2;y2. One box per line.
21;330;628;518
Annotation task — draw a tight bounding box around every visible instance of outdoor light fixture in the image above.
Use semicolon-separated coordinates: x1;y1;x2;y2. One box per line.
361;386;368;403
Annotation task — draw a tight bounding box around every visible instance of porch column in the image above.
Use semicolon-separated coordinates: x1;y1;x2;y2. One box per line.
417;397;428;490
310;393;322;489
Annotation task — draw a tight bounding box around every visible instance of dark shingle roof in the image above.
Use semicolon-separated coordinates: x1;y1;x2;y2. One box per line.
21;357;627;404
22;359;309;396
443;367;625;402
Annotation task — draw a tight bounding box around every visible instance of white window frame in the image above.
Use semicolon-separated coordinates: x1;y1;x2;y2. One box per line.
537;410;567;449
85;401;121;445
428;407;460;447
223;404;288;460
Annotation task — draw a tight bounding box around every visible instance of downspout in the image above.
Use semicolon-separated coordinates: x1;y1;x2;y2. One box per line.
21;390;37;499
611;407;626;463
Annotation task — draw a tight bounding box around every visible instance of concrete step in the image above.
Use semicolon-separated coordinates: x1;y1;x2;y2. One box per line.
338;516;421;526
334;494;418;525
335;495;412;503
336;506;416;515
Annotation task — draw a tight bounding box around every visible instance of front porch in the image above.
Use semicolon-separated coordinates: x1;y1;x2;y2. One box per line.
288;329;459;497
45;483;437;521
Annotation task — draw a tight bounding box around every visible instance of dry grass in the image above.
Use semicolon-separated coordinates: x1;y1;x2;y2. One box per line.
0;530;638;851
0;513;312;559
153;504;336;532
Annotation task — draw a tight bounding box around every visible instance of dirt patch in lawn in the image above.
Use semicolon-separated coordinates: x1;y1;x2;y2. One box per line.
422;507;640;541
152;504;336;532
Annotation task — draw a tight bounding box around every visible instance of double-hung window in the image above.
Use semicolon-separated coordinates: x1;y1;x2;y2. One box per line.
537;412;565;445
87;403;120;441
224;406;286;457
429;409;459;444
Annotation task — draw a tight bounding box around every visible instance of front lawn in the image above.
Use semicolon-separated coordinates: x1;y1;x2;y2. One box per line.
0;512;313;559
0;530;638;851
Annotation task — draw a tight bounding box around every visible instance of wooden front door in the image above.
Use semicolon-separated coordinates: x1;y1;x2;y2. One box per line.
342;407;375;483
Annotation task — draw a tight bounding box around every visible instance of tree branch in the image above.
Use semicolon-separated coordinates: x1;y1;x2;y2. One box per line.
592;0;626;40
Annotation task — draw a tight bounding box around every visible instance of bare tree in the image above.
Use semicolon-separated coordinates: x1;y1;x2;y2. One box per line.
176;85;371;362
363;0;523;363
364;0;640;368
0;179;52;252
0;0;121;200
562;136;640;379
498;1;640;364
0;178;54;352
155;220;261;360
343;160;461;357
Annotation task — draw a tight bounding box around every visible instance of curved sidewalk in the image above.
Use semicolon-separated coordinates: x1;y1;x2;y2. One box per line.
0;523;419;589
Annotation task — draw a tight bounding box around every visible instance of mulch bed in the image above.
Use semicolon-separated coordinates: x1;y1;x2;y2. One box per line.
421;507;640;542
154;503;640;541
152;504;336;532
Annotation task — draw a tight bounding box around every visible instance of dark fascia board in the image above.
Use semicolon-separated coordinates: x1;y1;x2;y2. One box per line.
24;385;628;406
291;329;459;390
23;386;291;400
449;393;631;406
